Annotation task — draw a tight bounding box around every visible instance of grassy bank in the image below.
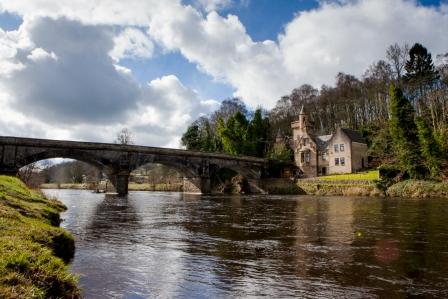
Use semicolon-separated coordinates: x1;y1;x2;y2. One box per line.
316;170;379;181
297;181;381;197
386;180;448;198
0;176;80;298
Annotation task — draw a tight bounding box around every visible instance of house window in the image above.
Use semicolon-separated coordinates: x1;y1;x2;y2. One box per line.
322;152;327;161
340;144;345;152
300;152;305;163
335;158;339;166
340;157;345;166
334;144;339;153
305;151;310;164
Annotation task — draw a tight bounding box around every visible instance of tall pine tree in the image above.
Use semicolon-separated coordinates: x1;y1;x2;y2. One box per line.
404;43;439;112
415;117;442;178
389;84;425;179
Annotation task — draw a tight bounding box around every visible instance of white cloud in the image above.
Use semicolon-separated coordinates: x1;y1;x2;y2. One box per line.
0;17;216;147
109;27;153;61
0;0;447;146
279;0;448;88
27;47;57;61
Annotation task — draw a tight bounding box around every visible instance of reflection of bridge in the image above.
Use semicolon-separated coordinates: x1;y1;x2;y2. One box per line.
0;136;268;195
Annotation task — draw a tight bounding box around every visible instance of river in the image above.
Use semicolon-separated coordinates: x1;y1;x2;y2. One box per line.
43;189;448;298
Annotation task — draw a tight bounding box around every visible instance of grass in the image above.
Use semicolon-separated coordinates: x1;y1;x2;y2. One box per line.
387;180;448;198
0;175;80;298
317;170;379;181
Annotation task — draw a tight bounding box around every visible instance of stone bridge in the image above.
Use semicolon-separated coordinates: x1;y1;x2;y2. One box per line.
0;136;268;195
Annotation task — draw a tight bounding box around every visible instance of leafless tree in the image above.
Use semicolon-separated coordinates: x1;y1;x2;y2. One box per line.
386;43;410;81
18;162;38;186
115;128;134;145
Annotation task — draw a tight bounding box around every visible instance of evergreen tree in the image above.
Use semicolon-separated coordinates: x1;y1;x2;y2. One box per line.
389;84;424;178
415;116;442;178
404;43;439;110
247;108;269;157
181;124;201;150
216;112;249;155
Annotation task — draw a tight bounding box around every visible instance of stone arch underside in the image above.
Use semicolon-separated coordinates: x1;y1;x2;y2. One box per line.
130;154;209;194
17;148;112;172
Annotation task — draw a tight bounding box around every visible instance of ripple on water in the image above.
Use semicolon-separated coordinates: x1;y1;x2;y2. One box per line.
43;190;448;299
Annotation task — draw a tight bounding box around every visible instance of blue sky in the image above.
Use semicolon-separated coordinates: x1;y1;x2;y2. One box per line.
0;0;446;146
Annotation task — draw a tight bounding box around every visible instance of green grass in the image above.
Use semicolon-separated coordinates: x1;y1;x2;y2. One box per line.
317;170;379;181
387;180;448;198
0;175;80;298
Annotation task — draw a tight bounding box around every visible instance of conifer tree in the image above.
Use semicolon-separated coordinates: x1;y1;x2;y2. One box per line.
415;116;442;178
404;43;439;111
389;84;424;178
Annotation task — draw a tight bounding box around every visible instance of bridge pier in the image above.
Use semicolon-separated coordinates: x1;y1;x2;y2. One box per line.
183;176;211;194
113;173;129;196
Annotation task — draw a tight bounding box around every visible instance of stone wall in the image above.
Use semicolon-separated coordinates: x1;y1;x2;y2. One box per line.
351;142;368;172
327;131;352;174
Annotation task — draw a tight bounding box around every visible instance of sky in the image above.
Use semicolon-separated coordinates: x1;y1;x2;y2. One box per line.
0;0;447;148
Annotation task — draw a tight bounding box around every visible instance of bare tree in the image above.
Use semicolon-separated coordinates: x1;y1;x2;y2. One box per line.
115;128;134;145
386;43;410;81
18;162;38;186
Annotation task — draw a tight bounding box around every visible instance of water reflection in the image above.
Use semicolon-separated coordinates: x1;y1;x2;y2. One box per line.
43;190;448;299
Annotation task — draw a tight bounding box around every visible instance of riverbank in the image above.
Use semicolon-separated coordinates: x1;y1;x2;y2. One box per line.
295;178;448;199
40;182;183;192
0;176;80;298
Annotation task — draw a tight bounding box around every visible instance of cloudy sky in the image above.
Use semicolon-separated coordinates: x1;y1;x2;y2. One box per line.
0;0;447;148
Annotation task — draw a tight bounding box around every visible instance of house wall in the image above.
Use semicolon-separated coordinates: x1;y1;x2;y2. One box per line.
350;142;368;172
328;131;352;174
293;133;319;177
292;121;318;177
317;151;329;175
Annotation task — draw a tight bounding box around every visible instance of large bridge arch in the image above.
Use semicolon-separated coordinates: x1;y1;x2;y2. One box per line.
17;148;112;171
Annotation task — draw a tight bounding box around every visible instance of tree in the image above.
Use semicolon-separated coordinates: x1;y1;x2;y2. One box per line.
181;124;201;150
115;128;134;145
65;161;85;183
210;97;248;124
415;117;442;178
389;84;424;179
267;141;293;161
246;108;269;157
386;43;409;81
404;43;439;112
216;111;249;155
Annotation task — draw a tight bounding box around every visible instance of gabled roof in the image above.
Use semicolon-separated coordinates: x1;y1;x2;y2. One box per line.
315;134;332;151
340;128;366;144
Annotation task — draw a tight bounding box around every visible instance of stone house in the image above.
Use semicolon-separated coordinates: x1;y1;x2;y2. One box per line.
291;107;368;177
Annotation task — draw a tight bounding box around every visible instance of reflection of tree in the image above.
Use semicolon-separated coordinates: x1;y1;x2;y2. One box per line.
85;194;141;243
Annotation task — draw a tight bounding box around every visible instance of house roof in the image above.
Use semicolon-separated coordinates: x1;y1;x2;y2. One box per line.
314;134;332;151
340;128;366;144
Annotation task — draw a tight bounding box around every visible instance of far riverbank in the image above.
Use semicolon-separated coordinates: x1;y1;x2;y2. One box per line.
40;178;448;199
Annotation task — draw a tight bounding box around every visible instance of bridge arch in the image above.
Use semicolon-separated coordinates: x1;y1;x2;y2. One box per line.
17;148;113;171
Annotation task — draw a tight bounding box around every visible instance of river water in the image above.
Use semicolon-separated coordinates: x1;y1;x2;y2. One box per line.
43;189;448;299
